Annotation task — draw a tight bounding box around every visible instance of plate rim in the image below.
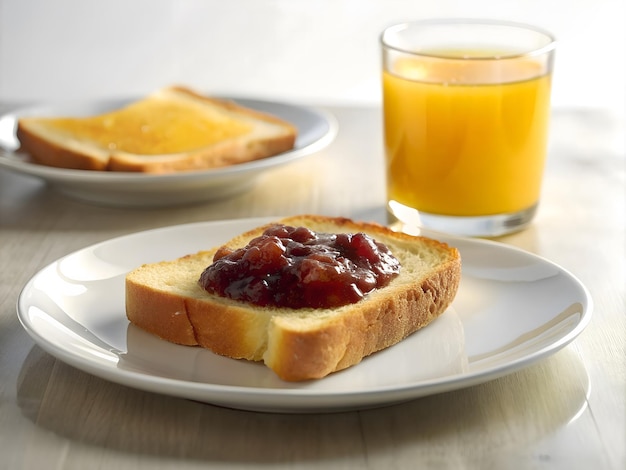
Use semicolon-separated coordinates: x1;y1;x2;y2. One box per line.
16;218;594;412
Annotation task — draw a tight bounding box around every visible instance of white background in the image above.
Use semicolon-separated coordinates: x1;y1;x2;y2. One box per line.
0;0;624;115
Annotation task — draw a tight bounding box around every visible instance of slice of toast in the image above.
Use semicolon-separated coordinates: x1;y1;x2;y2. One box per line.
125;215;461;381
16;86;297;173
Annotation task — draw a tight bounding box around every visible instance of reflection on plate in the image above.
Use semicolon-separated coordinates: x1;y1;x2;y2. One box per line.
17;218;592;413
0;98;337;207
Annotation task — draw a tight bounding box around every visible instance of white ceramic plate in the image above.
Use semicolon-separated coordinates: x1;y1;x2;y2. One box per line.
0;98;337;207
17;218;592;413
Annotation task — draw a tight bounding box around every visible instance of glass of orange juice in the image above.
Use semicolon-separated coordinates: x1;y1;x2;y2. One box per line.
381;19;556;237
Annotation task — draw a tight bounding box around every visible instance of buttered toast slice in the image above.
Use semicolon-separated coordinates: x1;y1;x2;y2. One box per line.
125;215;461;381
16;86;297;173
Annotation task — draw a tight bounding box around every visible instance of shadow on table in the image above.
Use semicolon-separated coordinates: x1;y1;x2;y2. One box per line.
16;344;589;464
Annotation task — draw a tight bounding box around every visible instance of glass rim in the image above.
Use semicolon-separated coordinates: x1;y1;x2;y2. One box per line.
381;18;557;60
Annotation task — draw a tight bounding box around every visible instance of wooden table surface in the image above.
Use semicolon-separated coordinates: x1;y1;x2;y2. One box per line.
0;104;623;469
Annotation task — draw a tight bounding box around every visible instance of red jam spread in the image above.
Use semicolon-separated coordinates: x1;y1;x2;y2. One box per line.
198;224;401;309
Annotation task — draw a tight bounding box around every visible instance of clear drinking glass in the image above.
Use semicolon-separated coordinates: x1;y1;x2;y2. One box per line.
381;19;556;237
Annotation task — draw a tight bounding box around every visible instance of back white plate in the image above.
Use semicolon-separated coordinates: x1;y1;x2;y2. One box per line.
0;98;337;207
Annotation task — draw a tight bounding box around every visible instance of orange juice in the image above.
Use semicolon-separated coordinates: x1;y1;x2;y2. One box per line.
383;56;552;216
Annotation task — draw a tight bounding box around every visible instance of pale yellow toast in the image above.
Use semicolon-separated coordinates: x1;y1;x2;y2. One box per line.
16;86;297;173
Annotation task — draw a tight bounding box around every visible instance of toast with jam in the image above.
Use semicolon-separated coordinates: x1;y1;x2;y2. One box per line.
16;86;297;173
125;215;461;381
